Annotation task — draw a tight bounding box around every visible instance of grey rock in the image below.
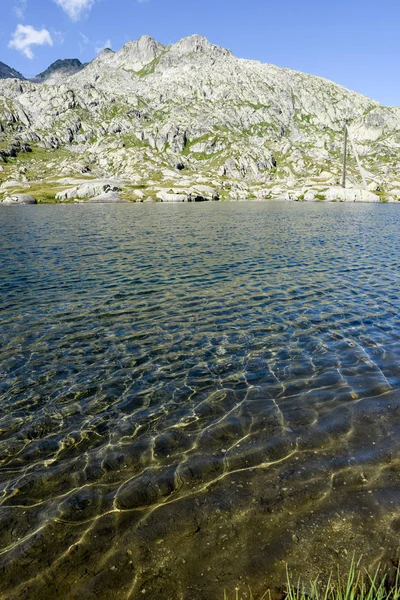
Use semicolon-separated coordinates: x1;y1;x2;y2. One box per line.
157;191;186;202
0;180;31;190
326;187;380;202
56;179;122;200
75;191;127;203
2;193;36;204
304;191;315;201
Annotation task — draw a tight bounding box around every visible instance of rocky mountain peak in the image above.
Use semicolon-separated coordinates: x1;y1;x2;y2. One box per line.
0;61;25;81
97;47;115;60
79;47;115;77
115;35;165;70
1;34;399;205
32;58;86;84
170;34;232;59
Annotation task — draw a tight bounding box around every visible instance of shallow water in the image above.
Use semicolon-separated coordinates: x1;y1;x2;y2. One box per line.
0;201;400;599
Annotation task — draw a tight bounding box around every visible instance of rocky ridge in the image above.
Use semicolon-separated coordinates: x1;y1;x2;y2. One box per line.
32;58;86;85
1;34;400;203
0;61;25;81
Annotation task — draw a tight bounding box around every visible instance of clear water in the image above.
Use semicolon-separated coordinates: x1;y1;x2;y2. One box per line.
1;202;400;599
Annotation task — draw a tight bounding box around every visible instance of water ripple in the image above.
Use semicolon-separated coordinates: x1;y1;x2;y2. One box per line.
0;202;400;598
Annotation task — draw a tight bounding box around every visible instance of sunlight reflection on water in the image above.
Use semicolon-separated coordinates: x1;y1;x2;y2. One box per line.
0;202;400;599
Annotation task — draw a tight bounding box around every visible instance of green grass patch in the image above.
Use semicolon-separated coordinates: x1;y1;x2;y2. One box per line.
100;103;126;122
12;144;70;165
135;51;166;77
224;558;400;600
191;150;223;161
119;192;139;202
375;190;390;203
181;133;212;155
240;101;271;111
120;133;148;149
9;183;66;203
284;558;400;600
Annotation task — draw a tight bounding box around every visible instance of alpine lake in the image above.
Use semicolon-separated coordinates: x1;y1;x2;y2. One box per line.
1;201;400;599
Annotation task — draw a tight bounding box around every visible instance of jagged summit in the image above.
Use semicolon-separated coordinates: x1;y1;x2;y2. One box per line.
75;34;230;80
0;61;25;81
32;58;86;84
74;35;165;79
172;34;231;56
96;48;115;60
0;35;230;86
114;35;165;70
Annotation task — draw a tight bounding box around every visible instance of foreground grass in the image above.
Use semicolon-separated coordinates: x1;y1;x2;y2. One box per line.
224;558;400;600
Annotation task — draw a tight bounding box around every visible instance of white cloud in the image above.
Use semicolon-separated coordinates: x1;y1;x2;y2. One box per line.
95;38;112;54
54;0;96;21
8;24;53;59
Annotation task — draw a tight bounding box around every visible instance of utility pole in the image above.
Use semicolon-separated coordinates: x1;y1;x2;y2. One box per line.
342;119;348;188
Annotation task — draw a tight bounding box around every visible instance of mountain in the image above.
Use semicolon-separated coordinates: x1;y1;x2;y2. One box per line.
0;61;25;81
32;59;86;84
0;35;399;203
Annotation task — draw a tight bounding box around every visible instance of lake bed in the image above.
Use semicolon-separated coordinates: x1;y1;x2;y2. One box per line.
1;202;400;599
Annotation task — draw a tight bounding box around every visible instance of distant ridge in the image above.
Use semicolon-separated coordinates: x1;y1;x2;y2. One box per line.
32;59;86;84
0;61;25;81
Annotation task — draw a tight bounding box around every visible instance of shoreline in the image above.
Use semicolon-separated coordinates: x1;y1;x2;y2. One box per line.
1;188;398;206
0;197;397;205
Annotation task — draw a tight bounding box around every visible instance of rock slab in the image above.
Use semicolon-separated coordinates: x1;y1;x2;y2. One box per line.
2;194;37;205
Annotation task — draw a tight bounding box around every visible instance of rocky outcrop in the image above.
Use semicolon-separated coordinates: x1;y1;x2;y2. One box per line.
76;191;127;203
2;193;36;204
0;140;31;160
112;35;165;71
157;191;187;202
326;187;380;202
56;180;122;201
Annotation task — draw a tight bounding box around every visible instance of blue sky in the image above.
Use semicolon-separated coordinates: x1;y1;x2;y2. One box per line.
0;0;399;106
